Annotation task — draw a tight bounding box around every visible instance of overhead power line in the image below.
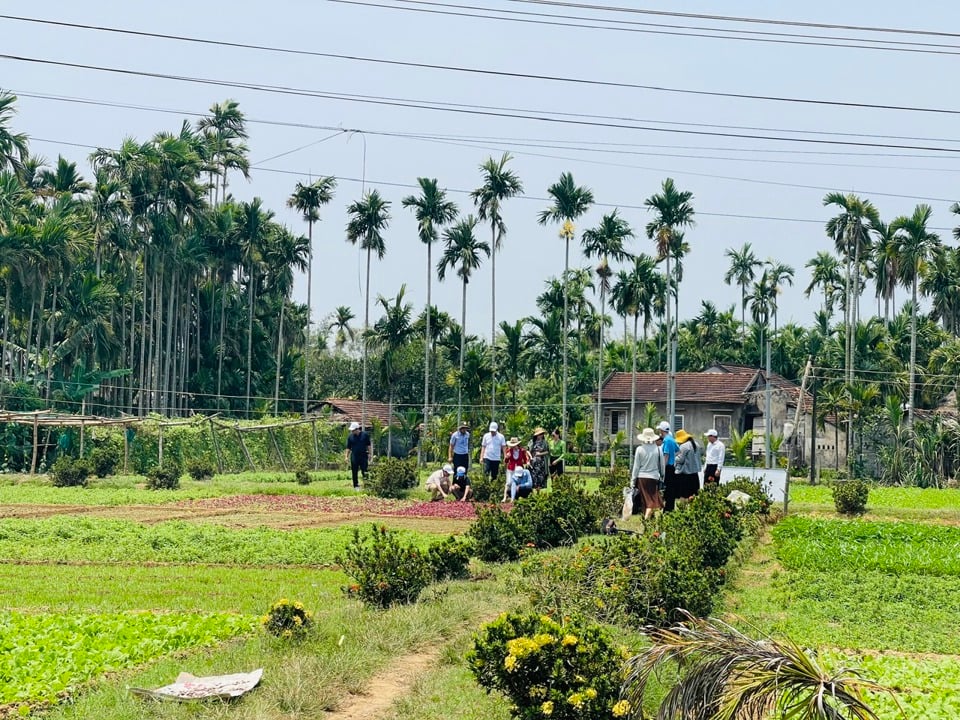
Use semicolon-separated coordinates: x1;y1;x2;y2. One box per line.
6;54;960;157
4;16;960;118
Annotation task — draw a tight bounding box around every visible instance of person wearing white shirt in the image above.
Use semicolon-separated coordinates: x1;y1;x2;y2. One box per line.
480;422;507;485
704;429;725;485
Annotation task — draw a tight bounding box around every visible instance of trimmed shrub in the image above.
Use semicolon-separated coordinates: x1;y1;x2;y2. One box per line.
50;456;91;488
146;464;182;490
721;476;772;515
468;468;500;503
833;479;869;515
468;612;629;720
595;467;630;518
513;487;600;550
661;490;742;570
338;524;432;607
294;468;312;485
469;505;525;563
88;445;120;478
426;535;472;581
366;457;417;498
262;598;313;639
186;460;215;482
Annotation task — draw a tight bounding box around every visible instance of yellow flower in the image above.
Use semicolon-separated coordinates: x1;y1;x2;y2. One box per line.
293;616;303;625
533;633;556;648
529;686;546;699
561;634;578;646
541;701;554;716
567;693;584;709
612;700;631;717
504;654;518;672
585;688;597;700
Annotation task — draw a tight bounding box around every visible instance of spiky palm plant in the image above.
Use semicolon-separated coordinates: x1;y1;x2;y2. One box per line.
622;614;893;720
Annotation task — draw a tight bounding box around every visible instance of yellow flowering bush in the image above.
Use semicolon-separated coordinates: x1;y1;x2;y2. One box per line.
261;598;312;639
469;612;628;720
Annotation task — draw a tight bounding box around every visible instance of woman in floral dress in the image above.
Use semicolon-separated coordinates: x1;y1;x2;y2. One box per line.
529;427;549;491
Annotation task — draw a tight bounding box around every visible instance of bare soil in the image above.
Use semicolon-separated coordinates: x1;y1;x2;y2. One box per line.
331;646;442;720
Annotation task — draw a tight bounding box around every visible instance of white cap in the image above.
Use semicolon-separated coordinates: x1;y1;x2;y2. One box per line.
456;466;466;475
349;421;361;431
513;467;526;478
442;463;453;474
706;429;718;437
657;421;671;432
489;422;498;432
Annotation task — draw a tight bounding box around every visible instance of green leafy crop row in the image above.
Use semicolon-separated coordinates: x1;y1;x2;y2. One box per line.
0;611;255;706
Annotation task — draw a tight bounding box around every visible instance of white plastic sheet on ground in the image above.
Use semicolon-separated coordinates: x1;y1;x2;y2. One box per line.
130;668;263;701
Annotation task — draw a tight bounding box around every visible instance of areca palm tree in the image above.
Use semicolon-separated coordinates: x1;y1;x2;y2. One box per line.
766;260;795;335
197;100;250;206
645;178;695;427
287;176;337;414
403;177;458;457
870;219;899;323
437;215;489;423
0;93;29;174
891;204;940;426
327;305;356;353
723;242;762;330
582;210;634;468
236;198;274;417
471;154;523;420
537;172;594;439
346;189;391;428
824;192;879;390
804;251;843;317
368;285;415;454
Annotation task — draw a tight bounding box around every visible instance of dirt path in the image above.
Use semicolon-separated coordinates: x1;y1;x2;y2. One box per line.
330;645;442;720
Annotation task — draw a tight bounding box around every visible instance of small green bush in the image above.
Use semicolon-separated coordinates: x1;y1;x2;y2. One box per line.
186;460;215;482
720;476;772;516
661;490;742;570
50;456;91;488
514;487;600;550
833;479;869;515
261;598;313;639
468;612;629;720
469;505;525;563
469;469;500;503
426;535;472;581
595;467;629;518
88;445;120;478
338;524;432;607
366;457;417;498
294;468;312;485
146;464;182;490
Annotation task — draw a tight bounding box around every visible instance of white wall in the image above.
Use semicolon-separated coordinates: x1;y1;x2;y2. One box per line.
704;466;788;504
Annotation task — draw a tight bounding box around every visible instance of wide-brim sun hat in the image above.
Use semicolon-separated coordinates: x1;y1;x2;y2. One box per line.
675;429;692;444
532;427;547;437
637;427;659;444
507;437;521;447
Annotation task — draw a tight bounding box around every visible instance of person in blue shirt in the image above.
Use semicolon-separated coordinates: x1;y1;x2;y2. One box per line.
657;421;680;511
506;466;533;502
448;421;471;472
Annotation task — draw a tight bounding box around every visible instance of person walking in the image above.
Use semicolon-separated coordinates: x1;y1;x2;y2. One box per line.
703;428;725;485
631;427;664;520
548;428;565;479
674;429;702;501
529;427;549;491
481;421;507;486
658;421;679;511
449;421;471;473
344;421;371;491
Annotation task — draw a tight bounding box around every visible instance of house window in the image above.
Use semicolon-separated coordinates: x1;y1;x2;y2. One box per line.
713;415;732;440
673;414;684;431
610;410;626;435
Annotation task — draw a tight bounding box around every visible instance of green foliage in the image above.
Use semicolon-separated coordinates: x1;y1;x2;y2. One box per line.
186;459;215;481
146;464;182;490
661;489;743;569
596;466;630;518
0;611;254;706
425;535;472;582
261;598;313;639
367;457;417;498
294;468;312;485
87;444;121;478
50;456;90;488
729;428;754;465
468;612;628;720
721;475;772;515
468;468;500;503
468;505;525;562
833;479;869;514
338;524;433;608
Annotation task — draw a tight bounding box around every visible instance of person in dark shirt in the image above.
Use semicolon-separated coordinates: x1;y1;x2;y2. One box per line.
344;421;371;490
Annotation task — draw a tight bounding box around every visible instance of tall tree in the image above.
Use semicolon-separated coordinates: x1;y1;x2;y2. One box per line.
582;210;633;467
471;154;523;421
287;176;337;414
537;172;594;440
437;215;489;423
402;177;458;460
346;189;391;428
644;178;695;427
891;204;940;426
0;93;29;175
197;100;250;206
327;305;356;353
804;251;843;317
368;285;415;454
870;219;899;323
236;198;274;417
723;242;762;331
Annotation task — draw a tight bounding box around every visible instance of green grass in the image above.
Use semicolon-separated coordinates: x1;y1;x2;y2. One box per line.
789;484;960;521
0;517;446;566
0;563;347;615
773;516;960;576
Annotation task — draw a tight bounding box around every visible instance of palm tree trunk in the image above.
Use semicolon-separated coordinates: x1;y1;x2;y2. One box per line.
361;247;371;429
562;234;570;442
490;223;497;421
138;256;149;415
163;268;177;416
1;282;11;390
422;241;432;467
596;283;605;470
45;283;58;403
908;277;918;427
303;218;313;416
387;392;393;459
665;253;674;426
274;300;285;415
217;276;227;403
458;279;467;425
245;263;255;418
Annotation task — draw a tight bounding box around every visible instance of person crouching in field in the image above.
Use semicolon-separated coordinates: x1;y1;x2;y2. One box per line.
451;466;472;501
425;463;454;501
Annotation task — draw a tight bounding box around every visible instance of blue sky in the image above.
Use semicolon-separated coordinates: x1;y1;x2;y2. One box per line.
4;1;959;349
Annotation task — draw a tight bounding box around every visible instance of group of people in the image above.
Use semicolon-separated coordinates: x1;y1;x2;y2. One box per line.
630;422;726;518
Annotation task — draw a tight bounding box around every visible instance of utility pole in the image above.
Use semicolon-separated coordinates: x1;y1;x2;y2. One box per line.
785;357;813;516
809;373;818;485
764;335;772;470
